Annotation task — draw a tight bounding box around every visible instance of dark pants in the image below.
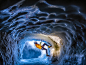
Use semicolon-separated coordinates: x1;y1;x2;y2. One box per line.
41;43;49;55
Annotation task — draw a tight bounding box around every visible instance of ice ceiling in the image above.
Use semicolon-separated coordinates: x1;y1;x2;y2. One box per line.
0;0;86;65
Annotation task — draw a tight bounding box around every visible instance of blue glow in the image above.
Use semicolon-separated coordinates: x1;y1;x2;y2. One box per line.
0;0;86;65
19;38;51;64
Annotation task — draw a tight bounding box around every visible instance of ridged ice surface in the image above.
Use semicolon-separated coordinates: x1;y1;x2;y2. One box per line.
0;0;86;65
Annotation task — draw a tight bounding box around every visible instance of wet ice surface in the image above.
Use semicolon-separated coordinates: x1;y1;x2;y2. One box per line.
0;0;86;65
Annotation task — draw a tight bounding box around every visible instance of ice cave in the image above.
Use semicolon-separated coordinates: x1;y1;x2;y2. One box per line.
0;0;86;65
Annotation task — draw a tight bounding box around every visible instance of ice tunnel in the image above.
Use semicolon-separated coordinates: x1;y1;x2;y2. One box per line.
0;0;86;65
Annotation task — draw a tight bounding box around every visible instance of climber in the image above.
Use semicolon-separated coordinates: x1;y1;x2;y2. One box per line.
34;41;52;56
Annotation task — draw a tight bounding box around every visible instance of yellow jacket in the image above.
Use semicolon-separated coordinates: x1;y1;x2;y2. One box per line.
35;42;42;49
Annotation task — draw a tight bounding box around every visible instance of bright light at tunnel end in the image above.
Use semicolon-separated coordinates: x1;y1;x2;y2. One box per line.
19;33;63;64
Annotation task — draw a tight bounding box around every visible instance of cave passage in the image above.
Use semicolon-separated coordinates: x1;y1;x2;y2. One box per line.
18;33;62;65
0;0;86;65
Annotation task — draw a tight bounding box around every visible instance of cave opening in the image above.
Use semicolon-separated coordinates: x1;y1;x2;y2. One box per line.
18;33;62;65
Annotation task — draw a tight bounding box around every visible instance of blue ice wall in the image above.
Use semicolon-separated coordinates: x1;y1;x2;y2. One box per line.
0;0;86;65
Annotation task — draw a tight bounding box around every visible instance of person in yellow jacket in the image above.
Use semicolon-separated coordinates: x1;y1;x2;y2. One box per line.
34;41;52;56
